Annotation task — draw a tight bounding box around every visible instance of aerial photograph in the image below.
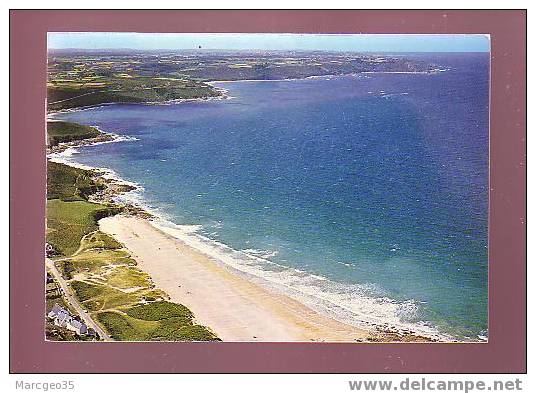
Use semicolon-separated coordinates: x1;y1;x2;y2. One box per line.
45;33;489;343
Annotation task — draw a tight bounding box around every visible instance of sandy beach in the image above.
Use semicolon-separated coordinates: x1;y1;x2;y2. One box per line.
99;215;371;342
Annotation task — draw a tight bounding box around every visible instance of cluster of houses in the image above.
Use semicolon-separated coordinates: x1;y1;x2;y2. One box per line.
47;303;98;339
46;267;100;341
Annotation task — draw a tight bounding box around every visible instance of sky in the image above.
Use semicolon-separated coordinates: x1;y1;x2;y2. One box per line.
48;33;490;53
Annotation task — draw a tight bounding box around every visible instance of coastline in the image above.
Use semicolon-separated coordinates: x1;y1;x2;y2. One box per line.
47;86;230;117
46;70;440;117
47;120;450;342
99;215;373;342
205;69;445;85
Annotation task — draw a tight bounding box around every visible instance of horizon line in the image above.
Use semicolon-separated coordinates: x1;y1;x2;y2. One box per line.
47;32;491;53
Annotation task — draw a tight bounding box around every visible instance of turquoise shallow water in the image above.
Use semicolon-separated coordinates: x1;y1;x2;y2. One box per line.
54;53;489;340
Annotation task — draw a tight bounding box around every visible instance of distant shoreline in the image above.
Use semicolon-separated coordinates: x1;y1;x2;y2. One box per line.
206;70;443;84
47;69;444;115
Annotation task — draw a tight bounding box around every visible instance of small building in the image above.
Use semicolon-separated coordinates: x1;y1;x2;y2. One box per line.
48;303;68;321
66;319;88;336
47;303;88;336
54;311;71;328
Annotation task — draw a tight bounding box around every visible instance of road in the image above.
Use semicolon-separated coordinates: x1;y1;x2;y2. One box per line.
48;91;97;105
45;258;112;341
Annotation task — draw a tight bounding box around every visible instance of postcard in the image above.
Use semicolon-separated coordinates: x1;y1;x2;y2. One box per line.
44;33;490;343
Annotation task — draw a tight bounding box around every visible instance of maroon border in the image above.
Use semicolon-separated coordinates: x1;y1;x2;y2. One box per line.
9;10;526;373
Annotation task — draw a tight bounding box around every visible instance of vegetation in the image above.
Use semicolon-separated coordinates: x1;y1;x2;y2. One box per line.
147;318;217;341
47;161;103;201
47;121;101;146
46;161;120;256
56;248;136;279
95;312;158;341
70;280;105;302
105;266;152;290
126;301;192;321
46;199;118;256
77;231;123;252
95;303;218;341
70;280;140;311
47;74;219;112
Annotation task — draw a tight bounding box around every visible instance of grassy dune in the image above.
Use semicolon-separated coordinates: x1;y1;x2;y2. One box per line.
95;312;159;341
96;302;216;341
78;231;123;252
106;266;152;290
56;248;136;279
126;301;192;321
65;234;218;341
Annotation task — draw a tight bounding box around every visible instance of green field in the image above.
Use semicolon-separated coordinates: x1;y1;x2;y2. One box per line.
47;121;101;146
95;312;159;341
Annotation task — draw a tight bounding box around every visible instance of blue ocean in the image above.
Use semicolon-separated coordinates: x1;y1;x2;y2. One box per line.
53;53;489;340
